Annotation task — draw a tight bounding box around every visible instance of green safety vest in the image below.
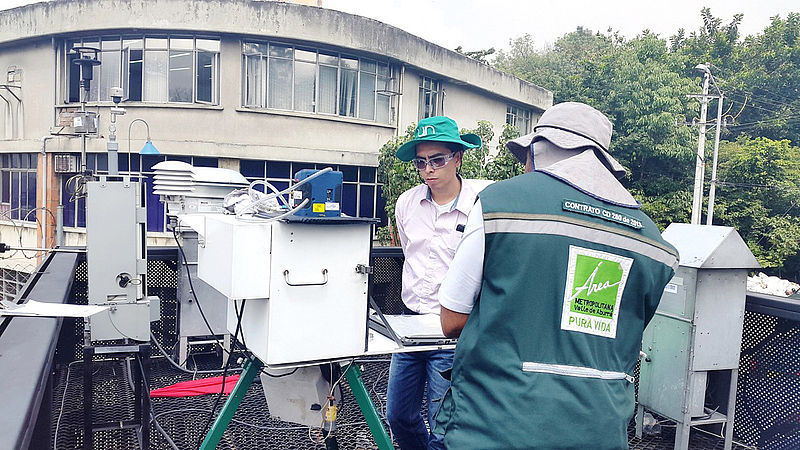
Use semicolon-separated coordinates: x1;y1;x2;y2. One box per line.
435;171;678;450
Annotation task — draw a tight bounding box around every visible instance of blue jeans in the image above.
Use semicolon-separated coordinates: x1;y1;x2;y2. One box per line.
386;349;454;450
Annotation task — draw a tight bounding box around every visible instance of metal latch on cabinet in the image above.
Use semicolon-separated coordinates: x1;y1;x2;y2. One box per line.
355;264;373;275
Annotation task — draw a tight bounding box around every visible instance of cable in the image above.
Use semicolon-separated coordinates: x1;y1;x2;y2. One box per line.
150;330;242;375
237;167;332;218
136;357;180;450
53;360;81;450
172;225;229;356
153;407;313;431
196;297;246;449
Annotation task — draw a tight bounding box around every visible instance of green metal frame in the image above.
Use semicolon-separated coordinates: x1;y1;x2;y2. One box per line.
199;359;395;450
343;363;395;450
199;358;263;450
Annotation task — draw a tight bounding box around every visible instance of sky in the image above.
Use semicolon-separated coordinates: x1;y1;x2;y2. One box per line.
0;0;797;55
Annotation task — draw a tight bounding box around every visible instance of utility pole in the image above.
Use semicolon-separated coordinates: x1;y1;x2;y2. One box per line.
689;68;710;225
687;63;722;225
707;91;724;225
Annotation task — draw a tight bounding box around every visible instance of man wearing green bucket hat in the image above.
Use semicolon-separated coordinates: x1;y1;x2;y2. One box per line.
387;116;491;450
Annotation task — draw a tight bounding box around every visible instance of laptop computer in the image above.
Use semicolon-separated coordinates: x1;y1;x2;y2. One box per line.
368;310;458;346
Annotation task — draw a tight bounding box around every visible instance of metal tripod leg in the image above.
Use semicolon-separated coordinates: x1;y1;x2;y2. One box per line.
198;357;263;450
344;363;395;450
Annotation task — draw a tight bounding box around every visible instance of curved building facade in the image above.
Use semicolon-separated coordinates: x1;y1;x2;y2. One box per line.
0;0;551;276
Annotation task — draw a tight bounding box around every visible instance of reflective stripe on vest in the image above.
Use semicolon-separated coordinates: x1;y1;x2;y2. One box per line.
522;361;635;383
483;213;678;270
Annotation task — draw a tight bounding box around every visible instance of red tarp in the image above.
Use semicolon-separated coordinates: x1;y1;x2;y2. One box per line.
150;375;240;398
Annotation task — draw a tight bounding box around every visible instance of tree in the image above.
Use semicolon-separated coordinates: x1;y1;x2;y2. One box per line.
496;29;699;229
714;137;800;276
455;46;496;64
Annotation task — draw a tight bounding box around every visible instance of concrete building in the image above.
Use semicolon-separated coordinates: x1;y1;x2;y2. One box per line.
0;0;551;286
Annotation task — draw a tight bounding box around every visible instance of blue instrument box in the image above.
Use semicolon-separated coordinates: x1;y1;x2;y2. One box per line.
291;169;343;217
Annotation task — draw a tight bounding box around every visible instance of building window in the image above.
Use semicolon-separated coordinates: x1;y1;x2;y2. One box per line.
60;154;218;232
61;155;388;231
0;153;37;222
66;35;220;104
418;76;441;121
241;41;393;124
239;159;386;226
506;105;532;134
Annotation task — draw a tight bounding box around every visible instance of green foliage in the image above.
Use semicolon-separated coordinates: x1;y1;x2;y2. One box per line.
455;46;496;64
496;28;699;228
376;124;420;245
492;9;800;280
714;137;800;276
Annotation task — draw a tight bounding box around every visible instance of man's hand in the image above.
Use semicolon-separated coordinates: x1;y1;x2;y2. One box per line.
440;306;469;338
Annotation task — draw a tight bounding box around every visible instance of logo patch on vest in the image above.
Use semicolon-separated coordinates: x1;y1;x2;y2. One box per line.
562;199;643;229
561;245;633;339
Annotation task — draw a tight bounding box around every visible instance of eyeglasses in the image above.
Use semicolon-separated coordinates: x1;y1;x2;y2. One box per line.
411;153;456;170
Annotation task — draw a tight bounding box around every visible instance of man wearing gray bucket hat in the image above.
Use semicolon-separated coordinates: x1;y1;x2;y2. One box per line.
388;116;492;450
434;102;678;449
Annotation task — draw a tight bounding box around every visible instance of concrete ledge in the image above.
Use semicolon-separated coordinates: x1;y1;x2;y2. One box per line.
0;251;80;450
0;0;551;110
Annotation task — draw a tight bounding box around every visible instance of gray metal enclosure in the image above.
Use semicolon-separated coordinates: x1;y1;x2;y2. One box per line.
175;230;229;364
86;178;150;342
638;224;761;450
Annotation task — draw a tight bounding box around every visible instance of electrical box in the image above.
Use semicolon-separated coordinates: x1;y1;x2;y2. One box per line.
54;110;98;135
54;154;80;173
291;169;343;217
197;214;373;365
637;224;760;449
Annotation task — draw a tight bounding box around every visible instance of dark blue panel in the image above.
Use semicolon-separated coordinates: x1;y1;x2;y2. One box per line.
11;154;20;169
142;155;165;173
1;154;8;168
192;156;218;168
96;153;108;172
167;155;191;163
27;172;36;223
86;154;96;171
11;172;19;219
1;171;9;203
19;154;29;169
270;181;289;192
30;154;37;169
118;153;130;172
251;183;265;193
240;159;265;178
146;177;164;232
376;185;387;226
266;161;290;179
19;171;28;220
360;166;376;183
77;196;86;228
62;177;75;228
342;184;357;217
129;153;141;173
340;165;358;182
359;185;374;218
292;162;314;177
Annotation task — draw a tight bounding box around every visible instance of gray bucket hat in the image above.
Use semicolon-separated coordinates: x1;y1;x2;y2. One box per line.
506;102;627;178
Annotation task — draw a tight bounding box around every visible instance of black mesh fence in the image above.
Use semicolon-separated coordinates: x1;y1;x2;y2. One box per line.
50;247;800;449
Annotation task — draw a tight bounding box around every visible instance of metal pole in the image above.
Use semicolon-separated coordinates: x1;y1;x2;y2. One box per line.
56;204;64;247
706;93;724;225
691;71;710;225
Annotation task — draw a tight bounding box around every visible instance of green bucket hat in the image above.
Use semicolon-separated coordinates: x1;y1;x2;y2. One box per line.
395;116;482;161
